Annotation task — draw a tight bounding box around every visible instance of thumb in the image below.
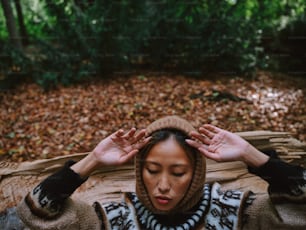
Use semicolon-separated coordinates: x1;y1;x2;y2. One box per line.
119;149;139;164
198;147;221;162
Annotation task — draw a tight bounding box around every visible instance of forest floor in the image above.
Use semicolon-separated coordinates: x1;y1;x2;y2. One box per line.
0;71;305;162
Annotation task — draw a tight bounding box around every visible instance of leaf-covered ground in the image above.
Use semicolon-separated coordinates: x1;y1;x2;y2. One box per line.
0;71;305;162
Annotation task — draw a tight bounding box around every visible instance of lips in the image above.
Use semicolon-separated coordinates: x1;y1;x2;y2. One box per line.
155;196;171;205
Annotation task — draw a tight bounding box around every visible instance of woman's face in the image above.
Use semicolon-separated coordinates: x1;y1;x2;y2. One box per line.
142;136;193;211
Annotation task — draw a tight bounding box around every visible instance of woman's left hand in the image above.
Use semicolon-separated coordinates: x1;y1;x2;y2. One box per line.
186;124;269;167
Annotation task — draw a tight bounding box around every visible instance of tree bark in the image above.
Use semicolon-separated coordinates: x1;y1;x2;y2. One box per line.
0;0;22;50
14;0;29;46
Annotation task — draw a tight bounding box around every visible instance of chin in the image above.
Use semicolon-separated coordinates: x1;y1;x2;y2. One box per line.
155;206;171;211
153;202;175;212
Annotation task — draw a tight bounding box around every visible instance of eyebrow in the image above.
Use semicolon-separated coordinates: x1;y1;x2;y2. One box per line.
144;161;190;168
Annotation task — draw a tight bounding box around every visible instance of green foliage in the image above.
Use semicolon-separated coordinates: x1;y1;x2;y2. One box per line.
0;0;305;88
0;6;8;39
0;42;31;81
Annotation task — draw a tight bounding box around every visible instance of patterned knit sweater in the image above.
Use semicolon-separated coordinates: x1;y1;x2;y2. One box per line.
16;152;306;230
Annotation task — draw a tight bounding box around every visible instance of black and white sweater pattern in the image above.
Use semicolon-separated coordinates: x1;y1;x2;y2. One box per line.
18;152;306;230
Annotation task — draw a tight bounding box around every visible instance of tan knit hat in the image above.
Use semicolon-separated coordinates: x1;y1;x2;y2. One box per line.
135;116;206;214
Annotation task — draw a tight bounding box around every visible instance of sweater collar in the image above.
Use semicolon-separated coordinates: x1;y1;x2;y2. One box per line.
129;184;211;230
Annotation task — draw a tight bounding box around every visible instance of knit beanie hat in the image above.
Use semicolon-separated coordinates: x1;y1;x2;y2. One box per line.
135;116;206;214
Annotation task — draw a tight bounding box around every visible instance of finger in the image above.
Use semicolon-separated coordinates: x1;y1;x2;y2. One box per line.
198;147;221;162
122;127;136;139
202;124;223;133
185;139;208;149
120;149;139;163
111;129;126;143
189;131;211;145
124;128;146;145
134;129;146;141
135;136;151;149
199;127;215;139
115;129;125;137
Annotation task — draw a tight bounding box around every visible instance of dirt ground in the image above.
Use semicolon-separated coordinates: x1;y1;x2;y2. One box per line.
0;71;305;162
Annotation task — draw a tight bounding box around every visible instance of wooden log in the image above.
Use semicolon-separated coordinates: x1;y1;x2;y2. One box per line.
0;131;305;212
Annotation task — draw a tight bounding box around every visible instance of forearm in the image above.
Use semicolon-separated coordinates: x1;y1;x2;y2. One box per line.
24;160;87;218
70;152;100;178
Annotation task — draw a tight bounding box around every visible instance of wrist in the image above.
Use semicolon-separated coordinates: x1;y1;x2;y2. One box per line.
70;152;100;178
241;143;269;168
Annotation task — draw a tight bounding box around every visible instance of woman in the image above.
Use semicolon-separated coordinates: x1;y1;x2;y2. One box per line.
16;116;305;229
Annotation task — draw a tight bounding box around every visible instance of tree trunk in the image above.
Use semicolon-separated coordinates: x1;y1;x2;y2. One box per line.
14;0;28;46
0;0;22;50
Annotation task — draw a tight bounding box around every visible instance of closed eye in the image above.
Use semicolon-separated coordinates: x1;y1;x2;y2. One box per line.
146;168;159;174
173;172;185;177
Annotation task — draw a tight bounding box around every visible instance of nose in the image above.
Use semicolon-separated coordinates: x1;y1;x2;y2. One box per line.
158;175;171;193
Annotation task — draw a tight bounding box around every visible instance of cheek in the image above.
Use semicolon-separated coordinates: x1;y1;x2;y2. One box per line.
173;174;192;193
142;170;154;190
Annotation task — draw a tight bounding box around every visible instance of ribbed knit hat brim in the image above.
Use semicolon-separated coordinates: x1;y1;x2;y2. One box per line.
146;115;196;136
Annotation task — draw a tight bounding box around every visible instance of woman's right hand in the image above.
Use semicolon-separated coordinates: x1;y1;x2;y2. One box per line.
92;128;149;166
71;128;149;177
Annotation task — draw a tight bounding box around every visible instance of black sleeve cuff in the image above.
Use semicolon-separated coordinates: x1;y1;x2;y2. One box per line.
37;160;88;199
248;150;305;196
